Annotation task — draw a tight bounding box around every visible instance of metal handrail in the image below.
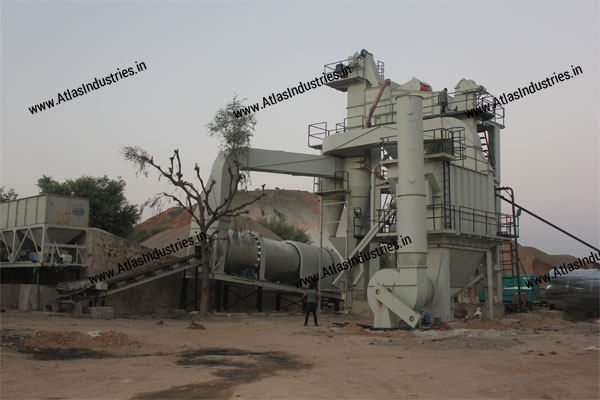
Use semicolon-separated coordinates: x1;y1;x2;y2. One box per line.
421;89;505;125
353;207;397;237
313;171;349;194
367;103;395;127
479;94;505;126
426;203;516;237
423;127;466;160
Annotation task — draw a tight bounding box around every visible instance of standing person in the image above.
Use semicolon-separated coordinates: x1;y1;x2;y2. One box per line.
439;88;448;114
302;284;319;326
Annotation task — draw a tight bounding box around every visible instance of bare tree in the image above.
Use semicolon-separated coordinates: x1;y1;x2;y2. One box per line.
122;96;264;316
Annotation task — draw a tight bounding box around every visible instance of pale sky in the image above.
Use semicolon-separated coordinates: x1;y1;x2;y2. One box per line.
1;0;598;257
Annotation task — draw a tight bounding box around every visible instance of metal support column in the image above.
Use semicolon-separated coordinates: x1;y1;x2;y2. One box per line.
223;284;229;311
36;267;40;311
318;189;323;317
486;250;493;318
215;280;222;312
345;198;351;313
495;245;502;303
179;274;188;309
256;286;263;312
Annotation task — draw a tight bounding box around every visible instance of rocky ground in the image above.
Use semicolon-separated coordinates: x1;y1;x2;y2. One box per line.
1;310;599;399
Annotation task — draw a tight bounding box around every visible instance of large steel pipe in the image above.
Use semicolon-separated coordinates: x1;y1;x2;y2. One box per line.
224;231;261;275
261;239;301;281
394;93;431;307
223;231;340;284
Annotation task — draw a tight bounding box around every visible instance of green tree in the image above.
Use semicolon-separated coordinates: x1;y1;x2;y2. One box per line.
0;186;18;202
206;95;256;186
37;175;140;237
256;215;312;244
206;95;256;154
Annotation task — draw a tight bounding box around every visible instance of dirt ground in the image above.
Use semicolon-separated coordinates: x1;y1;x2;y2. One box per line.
1;309;599;400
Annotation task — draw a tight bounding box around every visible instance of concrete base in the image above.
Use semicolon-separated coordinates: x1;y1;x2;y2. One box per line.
18;286;38;311
90;307;113;319
1;284;59;311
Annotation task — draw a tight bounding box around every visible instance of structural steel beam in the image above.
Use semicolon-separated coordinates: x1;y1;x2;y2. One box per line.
243;149;337;177
496;194;599;253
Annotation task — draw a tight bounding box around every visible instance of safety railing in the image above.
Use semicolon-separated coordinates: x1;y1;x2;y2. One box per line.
421;89;505;126
353;207;397;238
380;130;491;174
427;203;517;237
308;104;395;148
366;103;395;127
497;213;519;238
308;121;345;148
479;94;505;126
344;115;364;130
453;139;493;173
323;59;358;77
421;89;472;115
313;171;349;195
376;60;385;78
323;52;385;79
423;127;466;160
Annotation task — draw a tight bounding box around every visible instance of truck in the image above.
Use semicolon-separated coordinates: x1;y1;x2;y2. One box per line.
479;275;541;311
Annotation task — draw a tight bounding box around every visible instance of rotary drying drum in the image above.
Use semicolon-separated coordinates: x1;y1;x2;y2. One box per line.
219;230;339;285
193;49;515;328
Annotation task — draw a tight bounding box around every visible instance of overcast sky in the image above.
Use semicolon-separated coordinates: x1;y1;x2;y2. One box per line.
1;0;598;257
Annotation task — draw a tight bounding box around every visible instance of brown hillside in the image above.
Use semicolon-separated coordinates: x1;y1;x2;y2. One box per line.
137;205;196;230
514;244;598;278
136;189;320;241
141;217;283;255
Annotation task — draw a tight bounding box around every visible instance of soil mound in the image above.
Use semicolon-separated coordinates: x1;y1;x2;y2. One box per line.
383;329;416;339
338;323;369;335
464;317;508;330
22;331;140;350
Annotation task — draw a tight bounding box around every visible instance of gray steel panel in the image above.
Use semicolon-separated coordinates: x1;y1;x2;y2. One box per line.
0;195;88;228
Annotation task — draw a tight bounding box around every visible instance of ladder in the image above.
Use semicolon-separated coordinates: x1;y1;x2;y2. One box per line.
500;241;521;276
478;130;495;166
442;161;452;229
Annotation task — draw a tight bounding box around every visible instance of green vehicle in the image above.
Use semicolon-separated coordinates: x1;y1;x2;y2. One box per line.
479;275;540;311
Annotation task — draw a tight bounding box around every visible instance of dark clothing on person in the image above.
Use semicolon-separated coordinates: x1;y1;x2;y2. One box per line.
302;288;319;326
304;302;318;326
304;289;318;303
439;89;448;114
